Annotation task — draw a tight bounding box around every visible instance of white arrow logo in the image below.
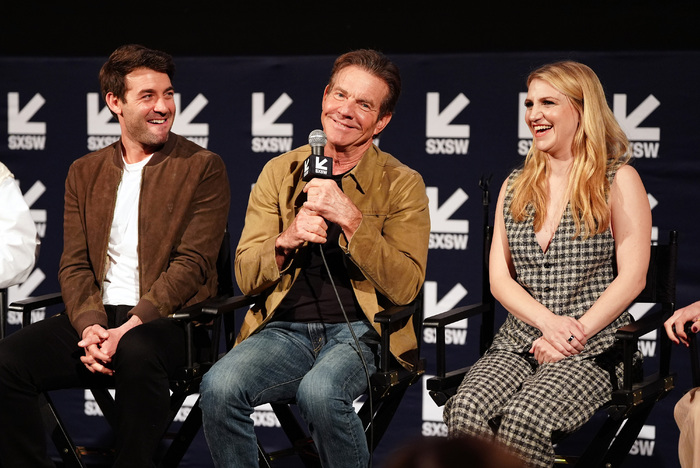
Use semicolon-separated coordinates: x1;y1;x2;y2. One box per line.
648;193;658;210
86;93;119;135
614;94;660;141
8;92;46;135
426;92;470;138
424;280;469;328
8;269;46;305
427;187;469;233
22;180;47;225
316;157;328;171
628;302;657;341
172;94;209;136
252;92;293;137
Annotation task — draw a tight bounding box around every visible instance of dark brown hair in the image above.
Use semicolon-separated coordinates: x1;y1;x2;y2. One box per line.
328;49;401;119
99;44;175;102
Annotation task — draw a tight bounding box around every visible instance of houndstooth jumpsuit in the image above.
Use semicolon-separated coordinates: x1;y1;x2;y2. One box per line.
444;168;632;468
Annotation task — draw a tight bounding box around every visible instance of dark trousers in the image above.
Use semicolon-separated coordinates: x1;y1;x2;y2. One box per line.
0;310;190;468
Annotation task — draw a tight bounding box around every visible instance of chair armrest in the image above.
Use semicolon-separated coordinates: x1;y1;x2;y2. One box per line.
202;294;258;316
373;303;418;375
168;295;258;321
615;309;668;341
424;302;491;378
423;302;492;328
169;294;258;367
374;304;416;325
9;292;63;313
9;292;64;329
615;309;671;391
374;303;417;325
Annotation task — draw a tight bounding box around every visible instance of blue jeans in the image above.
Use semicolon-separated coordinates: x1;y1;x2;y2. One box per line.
200;320;380;468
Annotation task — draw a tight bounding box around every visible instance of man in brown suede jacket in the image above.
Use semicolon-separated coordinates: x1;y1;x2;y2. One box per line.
0;44;229;467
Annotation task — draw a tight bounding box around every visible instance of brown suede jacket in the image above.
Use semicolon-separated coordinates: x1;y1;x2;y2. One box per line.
58;133;230;335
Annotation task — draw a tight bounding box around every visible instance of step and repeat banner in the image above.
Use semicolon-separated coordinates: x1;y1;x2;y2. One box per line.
2;51;699;467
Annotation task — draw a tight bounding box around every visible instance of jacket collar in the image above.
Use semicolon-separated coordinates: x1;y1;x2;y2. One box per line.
341;144;386;194
110;132;177;168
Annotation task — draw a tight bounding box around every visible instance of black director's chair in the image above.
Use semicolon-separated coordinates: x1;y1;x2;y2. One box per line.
5;229;235;468
193;289;425;467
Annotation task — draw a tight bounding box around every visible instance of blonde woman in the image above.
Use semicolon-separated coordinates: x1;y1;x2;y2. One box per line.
444;61;651;468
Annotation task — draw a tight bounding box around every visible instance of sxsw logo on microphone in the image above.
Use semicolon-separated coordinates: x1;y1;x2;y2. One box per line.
425;93;470;155
86;93;210;151
517;92;661;158
251;92;294;153
6;92;47;151
303;156;330;179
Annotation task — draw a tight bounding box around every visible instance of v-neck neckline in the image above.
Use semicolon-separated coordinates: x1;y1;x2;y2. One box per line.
534;203;569;255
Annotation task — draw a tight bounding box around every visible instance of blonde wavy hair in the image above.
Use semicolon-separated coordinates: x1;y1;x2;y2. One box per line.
510;61;630;238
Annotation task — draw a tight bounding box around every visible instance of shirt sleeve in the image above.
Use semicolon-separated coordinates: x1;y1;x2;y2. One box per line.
0;173;38;289
340;170;430;305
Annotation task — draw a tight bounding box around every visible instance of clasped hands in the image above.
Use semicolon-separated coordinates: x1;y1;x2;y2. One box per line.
530;315;587;364
78;315;143;375
277;179;362;252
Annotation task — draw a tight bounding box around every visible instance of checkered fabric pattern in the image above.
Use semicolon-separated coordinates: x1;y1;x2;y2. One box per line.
492;169;630;357
445;349;612;468
445;168;631;468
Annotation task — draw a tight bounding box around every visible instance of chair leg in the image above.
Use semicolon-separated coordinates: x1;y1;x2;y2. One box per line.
563;416;624;467
269;404;320;467
258;439;273;468
359;383;409;452
89;387;117;427
158;397;204;468
41;392;86;468
601;404;655;467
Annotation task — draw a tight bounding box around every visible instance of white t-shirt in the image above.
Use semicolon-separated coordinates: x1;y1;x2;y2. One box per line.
102;155;152;306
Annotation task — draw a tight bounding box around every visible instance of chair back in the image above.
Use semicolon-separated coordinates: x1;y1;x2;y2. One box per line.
478;175;496;355
215;228;234;297
634;230;678;380
635;230;678;305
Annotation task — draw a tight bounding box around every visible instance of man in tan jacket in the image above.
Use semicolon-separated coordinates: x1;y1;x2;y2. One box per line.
0;44;229;467
200;49;429;468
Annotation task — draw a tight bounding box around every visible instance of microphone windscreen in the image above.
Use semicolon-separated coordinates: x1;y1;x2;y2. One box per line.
308;129;327;149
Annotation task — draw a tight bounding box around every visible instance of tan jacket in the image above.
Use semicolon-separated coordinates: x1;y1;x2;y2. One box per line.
235;144;430;370
58;133;230;335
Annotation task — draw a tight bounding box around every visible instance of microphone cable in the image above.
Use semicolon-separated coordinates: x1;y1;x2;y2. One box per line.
318;244;375;468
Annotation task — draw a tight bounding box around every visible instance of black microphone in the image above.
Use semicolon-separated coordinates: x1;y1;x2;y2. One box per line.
302;130;333;181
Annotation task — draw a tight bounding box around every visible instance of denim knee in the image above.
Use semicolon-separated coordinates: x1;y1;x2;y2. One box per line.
200;361;248;414
297;374;352;427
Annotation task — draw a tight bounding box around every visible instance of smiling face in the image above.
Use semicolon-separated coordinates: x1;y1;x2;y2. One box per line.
321;65;392;159
106;67;175;158
524;78;580;160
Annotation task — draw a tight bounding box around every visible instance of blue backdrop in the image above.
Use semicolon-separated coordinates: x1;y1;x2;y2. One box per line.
2;51;698;467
